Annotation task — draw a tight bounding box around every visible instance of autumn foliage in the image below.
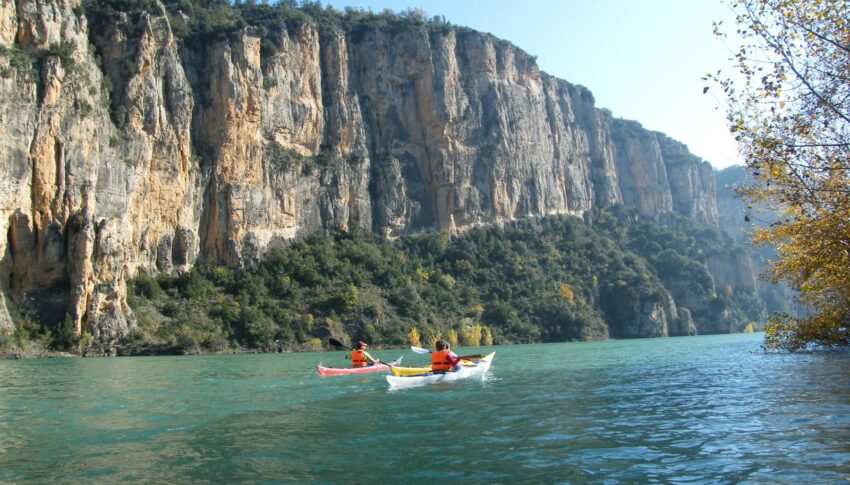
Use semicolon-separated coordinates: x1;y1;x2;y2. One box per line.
712;0;850;350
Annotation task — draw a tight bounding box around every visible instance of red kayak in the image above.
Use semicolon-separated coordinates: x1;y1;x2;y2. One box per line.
316;357;403;376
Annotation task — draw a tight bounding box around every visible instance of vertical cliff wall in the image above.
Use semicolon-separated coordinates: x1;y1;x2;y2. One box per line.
716;166;800;318
0;2;730;349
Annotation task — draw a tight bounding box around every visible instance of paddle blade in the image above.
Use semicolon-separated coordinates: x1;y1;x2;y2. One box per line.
328;337;345;348
410;346;431;354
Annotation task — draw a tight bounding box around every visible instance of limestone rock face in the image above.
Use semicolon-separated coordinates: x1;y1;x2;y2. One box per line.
15;0;87;51
0;4;735;346
0;0;17;47
707;251;759;294
608;287;678;339
716;166;751;242
716;166;799;318
671;307;697;337
0;294;12;332
610;119;673;218
659;135;718;224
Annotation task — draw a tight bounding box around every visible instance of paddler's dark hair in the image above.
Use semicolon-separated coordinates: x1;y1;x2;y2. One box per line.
436;340;448;351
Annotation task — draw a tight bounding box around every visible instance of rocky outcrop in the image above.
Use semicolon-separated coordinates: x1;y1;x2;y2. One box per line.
716;166;751;242
0;2;197;349
0;3;742;347
659;135;718;224
610;119;674;219
671;307;698;337
618;288;679;339
0;294;12;332
601;282;692;339
707;250;759;294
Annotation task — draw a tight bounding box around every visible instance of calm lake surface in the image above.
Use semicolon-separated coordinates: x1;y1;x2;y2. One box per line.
1;333;848;483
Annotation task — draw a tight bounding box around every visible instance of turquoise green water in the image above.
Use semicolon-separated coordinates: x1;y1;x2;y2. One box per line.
1;333;848;483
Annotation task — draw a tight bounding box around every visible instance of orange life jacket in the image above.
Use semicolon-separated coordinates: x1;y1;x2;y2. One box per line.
351;349;368;367
431;350;456;372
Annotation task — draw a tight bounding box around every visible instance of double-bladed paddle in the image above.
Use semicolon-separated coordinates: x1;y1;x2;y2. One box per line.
328;337;397;368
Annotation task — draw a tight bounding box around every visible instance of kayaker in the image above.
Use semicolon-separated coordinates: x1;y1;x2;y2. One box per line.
350;341;378;368
431;340;461;372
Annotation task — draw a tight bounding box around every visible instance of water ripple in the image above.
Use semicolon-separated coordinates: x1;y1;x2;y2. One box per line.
1;335;849;483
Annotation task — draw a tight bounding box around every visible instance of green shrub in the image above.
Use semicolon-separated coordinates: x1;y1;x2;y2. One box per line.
52;314;81;351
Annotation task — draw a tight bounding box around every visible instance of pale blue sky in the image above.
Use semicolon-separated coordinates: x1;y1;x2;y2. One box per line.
322;0;741;169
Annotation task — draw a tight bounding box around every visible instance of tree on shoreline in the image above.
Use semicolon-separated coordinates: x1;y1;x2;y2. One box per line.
711;0;850;350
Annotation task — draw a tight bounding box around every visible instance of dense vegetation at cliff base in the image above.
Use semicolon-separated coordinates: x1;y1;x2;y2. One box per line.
0;209;773;356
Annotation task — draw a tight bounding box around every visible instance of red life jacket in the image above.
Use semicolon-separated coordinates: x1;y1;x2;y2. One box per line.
351;349;368;367
431;350;456;372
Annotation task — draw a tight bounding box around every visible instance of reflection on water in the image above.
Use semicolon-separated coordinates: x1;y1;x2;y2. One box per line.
0;334;848;483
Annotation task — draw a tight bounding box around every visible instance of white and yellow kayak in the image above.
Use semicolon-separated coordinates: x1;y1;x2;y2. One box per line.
389;358;478;377
386;352;495;388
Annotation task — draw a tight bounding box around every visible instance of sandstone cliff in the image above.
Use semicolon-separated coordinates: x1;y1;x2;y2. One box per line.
0;2;750;350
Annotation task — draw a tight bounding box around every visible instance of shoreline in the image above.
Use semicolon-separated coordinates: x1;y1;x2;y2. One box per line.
0;341;421;360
